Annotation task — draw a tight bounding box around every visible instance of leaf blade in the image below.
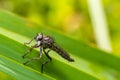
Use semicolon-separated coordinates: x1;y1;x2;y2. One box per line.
0;55;54;80
0;9;120;80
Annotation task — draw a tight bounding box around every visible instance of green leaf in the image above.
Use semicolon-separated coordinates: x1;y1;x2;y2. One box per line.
0;9;120;80
0;55;54;80
0;32;97;80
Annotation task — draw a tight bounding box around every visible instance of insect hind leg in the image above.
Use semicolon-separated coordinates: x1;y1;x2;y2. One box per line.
41;49;52;73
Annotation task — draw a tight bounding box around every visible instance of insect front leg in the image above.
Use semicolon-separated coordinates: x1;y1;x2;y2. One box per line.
22;44;38;58
23;47;43;65
24;38;34;45
41;49;52;73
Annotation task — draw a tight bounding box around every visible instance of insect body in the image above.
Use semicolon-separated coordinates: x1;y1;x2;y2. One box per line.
22;33;74;73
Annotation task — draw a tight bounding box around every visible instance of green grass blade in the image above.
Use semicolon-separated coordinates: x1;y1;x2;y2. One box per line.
0;10;120;72
0;9;120;80
0;33;98;80
0;55;54;80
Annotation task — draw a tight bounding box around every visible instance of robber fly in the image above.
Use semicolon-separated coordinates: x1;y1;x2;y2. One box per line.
22;33;74;73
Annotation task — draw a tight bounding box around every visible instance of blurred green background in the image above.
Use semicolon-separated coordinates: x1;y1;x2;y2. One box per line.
0;0;120;80
0;0;120;56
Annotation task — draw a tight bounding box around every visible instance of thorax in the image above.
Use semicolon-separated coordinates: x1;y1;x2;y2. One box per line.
41;36;54;49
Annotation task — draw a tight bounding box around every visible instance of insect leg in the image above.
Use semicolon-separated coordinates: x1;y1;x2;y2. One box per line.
23;47;43;65
41;49;52;73
22;44;38;58
24;38;34;45
23;57;40;65
39;46;43;58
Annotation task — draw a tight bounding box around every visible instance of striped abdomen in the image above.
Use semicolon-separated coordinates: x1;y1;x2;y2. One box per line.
50;44;74;62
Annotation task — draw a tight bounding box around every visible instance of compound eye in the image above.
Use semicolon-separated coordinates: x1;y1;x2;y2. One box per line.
37;33;43;40
38;38;42;41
